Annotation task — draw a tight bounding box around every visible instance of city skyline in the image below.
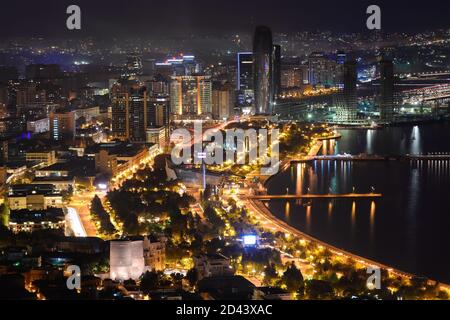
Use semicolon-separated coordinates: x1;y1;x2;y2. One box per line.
0;1;449;304
1;0;450;38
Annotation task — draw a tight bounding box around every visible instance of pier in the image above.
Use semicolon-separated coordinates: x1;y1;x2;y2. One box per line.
249;193;383;200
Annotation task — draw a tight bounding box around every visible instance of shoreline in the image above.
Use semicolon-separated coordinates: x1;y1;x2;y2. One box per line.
252;137;450;289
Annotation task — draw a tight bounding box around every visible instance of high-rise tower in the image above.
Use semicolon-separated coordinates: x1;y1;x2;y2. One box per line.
342;60;358;122
253;26;273;114
379;58;395;123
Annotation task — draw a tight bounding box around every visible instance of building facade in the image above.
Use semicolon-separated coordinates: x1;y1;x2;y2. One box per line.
170;75;212;116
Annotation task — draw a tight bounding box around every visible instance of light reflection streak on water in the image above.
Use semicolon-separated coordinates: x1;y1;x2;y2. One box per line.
370;201;376;245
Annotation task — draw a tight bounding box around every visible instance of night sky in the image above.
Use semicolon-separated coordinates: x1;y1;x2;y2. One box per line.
1;0;450;38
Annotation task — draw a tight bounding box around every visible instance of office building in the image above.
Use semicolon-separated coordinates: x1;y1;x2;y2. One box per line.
281;65;308;88
8;184;63;210
379;58;395;123
170;75;212;115
237;52;254;107
308;52;339;88
155;55;199;77
49;110;76;141
271;44;281;100
25;150;56;166
111;80;158;142
335;60;358;123
9;208;65;233
146;126;167;150
253;26;274;114
212;82;235;119
26;117;49;134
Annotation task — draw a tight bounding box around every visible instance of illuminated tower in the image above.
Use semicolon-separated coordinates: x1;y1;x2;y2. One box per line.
342;60;358;122
253;26;273;115
237;52;254;107
271;44;281;101
379;58;395;123
170;75;212;115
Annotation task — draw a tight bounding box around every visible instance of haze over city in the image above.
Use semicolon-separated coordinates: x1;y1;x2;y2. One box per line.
0;0;449;306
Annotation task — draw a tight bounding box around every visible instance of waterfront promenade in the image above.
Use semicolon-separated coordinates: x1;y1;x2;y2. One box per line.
244;134;450;291
246;197;450;291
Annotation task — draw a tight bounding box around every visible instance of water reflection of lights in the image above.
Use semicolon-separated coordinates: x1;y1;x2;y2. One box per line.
306;205;312;234
370;201;376;243
285;201;290;220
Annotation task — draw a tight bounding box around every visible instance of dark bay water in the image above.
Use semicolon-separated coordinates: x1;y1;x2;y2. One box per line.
266;122;450;283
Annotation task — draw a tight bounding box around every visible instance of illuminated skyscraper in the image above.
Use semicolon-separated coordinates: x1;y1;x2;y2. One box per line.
237;52;254;107
379;58;395;123
212;82;235;119
271;44;281;101
308;52;338;87
111;80;151;142
237;52;253;92
340;60;358;122
49;110;75;141
170;75;212;115
253;26;273;114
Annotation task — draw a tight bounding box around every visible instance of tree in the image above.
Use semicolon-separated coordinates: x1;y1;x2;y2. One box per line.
90;195;116;235
0;203;10;227
437;290;449;300
263;263;278;286
186;268;199;287
281;263;304;293
305;279;335;299
140;271;160;293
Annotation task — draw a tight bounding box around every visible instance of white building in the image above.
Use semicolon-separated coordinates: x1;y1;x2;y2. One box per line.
193;253;233;280
110;238;145;281
146;126;166;150
27;117;49;134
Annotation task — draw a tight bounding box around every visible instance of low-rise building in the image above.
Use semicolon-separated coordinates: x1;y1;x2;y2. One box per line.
193;253;233;280
31;176;75;193
27;117;49;134
144;236;166;271
75;106;100;122
8;184;63;210
198;275;256;300
254;287;292;300
25;150;57;167
146;126;167;150
53;237;106;254
8;208;65;233
88;142;158;177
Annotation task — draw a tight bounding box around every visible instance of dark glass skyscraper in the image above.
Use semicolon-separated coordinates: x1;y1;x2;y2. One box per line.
379;58;394;123
271;44;281;102
253;26;273;114
237;52;254;107
342;60;358;122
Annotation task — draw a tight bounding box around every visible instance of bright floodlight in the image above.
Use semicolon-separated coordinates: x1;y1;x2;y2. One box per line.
243;235;257;246
98;183;108;190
